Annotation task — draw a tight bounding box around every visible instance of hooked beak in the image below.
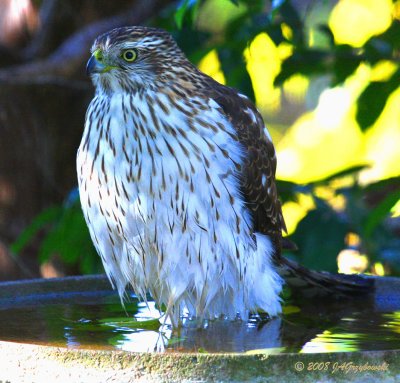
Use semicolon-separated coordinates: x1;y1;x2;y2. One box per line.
86;54;106;76
86;49;116;75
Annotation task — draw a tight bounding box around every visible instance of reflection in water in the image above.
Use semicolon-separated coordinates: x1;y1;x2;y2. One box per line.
1;292;400;354
301;330;360;353
383;312;400;334
107;302;173;352
114;331;168;353
300;310;400;354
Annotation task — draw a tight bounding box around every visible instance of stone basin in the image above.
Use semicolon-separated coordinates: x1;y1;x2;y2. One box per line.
0;274;399;382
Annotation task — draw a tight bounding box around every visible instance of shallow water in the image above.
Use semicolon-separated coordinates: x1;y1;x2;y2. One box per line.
0;291;400;354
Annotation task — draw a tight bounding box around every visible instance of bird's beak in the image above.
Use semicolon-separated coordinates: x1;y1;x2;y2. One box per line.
86;49;117;75
86;54;105;76
86;51;106;76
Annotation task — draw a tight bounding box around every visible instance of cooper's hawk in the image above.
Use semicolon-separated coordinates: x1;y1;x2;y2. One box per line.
77;26;372;326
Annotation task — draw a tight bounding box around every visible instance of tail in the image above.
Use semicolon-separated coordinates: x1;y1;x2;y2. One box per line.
279;257;374;298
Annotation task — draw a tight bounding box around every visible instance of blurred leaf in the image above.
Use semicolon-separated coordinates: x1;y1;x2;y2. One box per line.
175;0;190;29
218;46;255;100
217;7;271;100
309;164;370;186
276;45;363;86
275;49;330;85
380;239;400;273
317;24;335;47
378;19;400;50
332;45;363;85
174;0;200;29
11;206;62;255
363;189;400;237
364;19;400;61
364;176;400;194
274;0;304;46
280;284;292;300
38;200;99;274
12;194;100;274
291;201;348;272
276;179;308;203
356;69;400;130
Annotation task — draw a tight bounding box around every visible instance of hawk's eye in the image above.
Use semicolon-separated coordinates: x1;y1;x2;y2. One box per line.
122;49;137;62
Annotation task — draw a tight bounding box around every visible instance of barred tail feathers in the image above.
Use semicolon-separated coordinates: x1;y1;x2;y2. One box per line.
279;257;374;297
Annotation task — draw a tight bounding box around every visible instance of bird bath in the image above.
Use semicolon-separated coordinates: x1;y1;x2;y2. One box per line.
0;274;399;382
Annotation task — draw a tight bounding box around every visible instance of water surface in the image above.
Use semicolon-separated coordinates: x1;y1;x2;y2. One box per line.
0;290;399;354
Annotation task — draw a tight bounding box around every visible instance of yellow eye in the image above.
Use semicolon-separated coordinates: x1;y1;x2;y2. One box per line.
122;49;137;62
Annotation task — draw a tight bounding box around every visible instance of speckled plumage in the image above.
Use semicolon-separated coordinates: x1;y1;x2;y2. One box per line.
77;26;372;326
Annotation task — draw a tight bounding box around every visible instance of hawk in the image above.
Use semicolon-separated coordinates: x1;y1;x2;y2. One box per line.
77;26;372;327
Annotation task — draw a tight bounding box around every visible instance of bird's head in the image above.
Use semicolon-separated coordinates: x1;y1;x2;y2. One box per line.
87;26;188;95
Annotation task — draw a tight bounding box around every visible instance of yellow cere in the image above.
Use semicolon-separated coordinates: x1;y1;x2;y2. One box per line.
93;48;117;73
93;49;103;61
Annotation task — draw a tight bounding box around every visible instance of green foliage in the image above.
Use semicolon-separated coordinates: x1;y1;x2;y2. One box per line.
273;11;400;130
11;206;63;255
356;69;400;130
284;173;400;274
363;188;400;237
12;191;101;274
171;0;399;132
291;201;348;272
174;0;201;29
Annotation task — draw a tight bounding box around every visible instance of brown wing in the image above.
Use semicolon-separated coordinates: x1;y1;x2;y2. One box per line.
201;79;376;297
206;81;286;260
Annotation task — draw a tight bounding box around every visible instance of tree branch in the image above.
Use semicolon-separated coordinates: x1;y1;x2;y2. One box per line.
0;0;175;82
